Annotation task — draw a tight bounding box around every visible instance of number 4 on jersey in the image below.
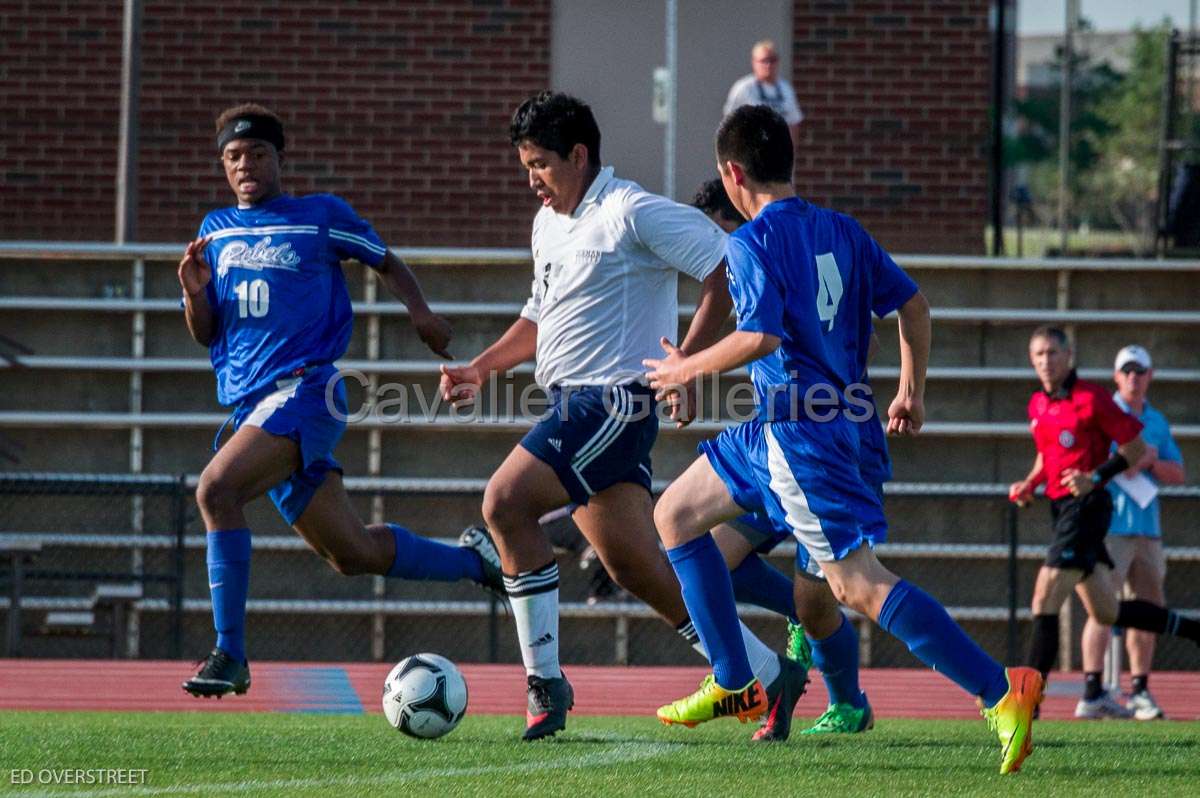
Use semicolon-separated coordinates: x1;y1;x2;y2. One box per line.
815;252;843;331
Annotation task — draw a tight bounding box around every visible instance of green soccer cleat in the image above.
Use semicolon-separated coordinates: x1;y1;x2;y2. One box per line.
800;700;875;734
786;621;813;672
980;666;1044;775
657;674;766;728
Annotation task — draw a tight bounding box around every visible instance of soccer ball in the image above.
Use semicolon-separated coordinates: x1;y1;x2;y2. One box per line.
382;653;468;739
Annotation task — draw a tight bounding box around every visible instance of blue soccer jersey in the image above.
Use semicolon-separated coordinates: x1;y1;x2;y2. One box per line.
195;193;388;405
726;197;918;421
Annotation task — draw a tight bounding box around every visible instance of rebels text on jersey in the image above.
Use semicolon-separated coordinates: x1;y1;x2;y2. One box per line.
195;193;387;405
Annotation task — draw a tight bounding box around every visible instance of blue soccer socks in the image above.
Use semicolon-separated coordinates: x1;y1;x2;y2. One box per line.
729;554;799;623
206;528;252;662
810;613;868;709
878;580;1008;707
387;524;484;583
667;534;754;689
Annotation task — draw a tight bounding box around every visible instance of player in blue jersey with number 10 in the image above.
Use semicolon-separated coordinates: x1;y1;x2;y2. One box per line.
645;105;1044;774
179;104;505;698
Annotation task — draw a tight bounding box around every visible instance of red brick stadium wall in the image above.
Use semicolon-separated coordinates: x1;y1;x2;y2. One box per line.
1;1;988;252
0;0;549;247
792;1;990;253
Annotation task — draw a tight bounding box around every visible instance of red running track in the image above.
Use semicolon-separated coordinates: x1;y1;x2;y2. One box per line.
1;660;1197;720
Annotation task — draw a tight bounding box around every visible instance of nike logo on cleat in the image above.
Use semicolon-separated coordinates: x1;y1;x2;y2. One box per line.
208;582;223;589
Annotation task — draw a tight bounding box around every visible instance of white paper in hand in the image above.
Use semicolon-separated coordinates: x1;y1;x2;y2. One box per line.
1111;471;1158;510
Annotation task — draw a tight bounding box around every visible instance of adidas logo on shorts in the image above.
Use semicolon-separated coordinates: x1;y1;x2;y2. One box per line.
547;438;562;452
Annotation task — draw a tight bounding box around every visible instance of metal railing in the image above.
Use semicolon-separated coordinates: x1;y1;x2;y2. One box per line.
3;473;1199;664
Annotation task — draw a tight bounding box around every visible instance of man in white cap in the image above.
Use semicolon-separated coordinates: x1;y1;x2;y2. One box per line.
1078;345;1186;719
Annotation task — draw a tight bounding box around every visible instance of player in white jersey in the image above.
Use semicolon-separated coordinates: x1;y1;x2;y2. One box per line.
439;92;802;740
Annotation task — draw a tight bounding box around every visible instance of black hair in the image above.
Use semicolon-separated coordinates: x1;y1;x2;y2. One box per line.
715;104;793;184
692;178;742;226
509;91;601;167
1030;326;1070;347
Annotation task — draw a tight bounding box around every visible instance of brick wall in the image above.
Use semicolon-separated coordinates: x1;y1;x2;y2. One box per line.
2;1;989;253
1;0;549;247
792;1;990;253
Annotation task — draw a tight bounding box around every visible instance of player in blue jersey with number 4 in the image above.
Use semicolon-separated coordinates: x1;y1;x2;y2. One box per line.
645;105;1044;774
179;104;505;698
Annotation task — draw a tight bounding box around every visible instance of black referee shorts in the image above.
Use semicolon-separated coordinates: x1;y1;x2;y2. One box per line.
1046;489;1114;576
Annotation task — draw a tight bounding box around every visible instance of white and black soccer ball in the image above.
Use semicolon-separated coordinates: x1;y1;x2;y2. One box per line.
382;653;468;739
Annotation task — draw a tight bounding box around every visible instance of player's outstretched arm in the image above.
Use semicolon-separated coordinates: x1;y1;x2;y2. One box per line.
887;291;930;436
644;331;779;398
179;236;214;347
439;317;537;406
376;251;453;359
678;263;733;356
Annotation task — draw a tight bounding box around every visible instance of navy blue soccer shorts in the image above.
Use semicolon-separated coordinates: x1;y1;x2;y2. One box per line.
520;383;657;506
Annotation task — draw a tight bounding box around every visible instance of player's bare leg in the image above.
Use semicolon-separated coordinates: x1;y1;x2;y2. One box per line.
572;482;688;625
185;425;299;698
291;472;390;574
195;425;300;531
481;445;575;740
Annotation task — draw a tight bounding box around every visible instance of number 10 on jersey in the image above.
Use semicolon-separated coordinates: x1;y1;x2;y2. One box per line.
234;279;270;318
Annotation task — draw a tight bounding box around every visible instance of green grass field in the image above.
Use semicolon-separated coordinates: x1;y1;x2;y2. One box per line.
2;712;1198;797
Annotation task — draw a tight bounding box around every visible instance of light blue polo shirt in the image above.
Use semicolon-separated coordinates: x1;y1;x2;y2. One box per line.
1107;395;1183;537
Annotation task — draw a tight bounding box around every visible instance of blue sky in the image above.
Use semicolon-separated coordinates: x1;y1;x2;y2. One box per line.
1019;0;1190;34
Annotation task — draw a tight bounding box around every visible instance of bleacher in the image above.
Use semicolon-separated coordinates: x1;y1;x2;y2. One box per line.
0;242;1198;669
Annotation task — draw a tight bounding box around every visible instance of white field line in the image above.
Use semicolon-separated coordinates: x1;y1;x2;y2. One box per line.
17;737;681;798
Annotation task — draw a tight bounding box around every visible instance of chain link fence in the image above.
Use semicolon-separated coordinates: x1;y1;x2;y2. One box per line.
2;472;1197;674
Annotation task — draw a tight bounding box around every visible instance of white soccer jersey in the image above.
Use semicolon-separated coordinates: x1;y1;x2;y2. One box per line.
723;75;804;125
520;167;726;387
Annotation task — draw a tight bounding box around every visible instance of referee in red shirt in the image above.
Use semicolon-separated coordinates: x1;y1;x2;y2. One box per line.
1009;327;1200;688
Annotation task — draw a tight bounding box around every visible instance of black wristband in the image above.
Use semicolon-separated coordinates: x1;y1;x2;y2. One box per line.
1093;453;1130;484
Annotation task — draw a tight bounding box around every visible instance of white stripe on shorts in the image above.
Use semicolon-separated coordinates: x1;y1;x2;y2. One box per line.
763;423;834;562
568;388;631;497
242;377;303;429
573;387;632;471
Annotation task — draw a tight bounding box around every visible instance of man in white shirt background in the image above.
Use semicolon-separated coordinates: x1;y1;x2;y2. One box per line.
1077;345;1186;721
724;39;804;150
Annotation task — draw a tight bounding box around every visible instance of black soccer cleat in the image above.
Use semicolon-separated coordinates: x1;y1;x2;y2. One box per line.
182;647;251;698
459;525;507;600
751;655;809;742
523;673;574;741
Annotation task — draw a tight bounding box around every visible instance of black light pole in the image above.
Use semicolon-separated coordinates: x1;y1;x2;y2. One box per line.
990;0;1008;256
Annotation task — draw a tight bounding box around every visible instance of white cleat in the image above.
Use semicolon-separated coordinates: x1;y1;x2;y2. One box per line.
1074;692;1135;719
1125;689;1165;721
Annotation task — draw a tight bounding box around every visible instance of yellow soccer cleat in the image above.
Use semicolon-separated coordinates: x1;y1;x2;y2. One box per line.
657;674;766;728
980;666;1045;775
